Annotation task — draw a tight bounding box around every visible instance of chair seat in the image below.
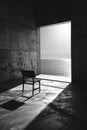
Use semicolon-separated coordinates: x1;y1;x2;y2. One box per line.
24;78;40;83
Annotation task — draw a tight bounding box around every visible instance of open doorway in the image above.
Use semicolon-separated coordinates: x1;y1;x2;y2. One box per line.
40;21;71;82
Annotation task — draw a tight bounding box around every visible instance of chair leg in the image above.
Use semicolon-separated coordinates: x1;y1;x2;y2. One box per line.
32;83;34;96
22;79;24;93
39;81;40;93
22;83;24;93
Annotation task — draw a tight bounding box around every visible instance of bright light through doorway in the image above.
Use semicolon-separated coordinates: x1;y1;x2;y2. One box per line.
40;21;71;82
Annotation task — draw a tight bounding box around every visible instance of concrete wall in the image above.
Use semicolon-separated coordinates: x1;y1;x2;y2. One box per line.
72;4;87;86
0;1;40;82
1;1;87;87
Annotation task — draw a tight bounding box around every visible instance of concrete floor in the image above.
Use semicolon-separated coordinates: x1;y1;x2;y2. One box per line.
36;74;71;82
0;76;87;130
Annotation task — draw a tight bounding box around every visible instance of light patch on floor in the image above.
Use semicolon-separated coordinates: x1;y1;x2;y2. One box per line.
0;79;70;130
36;74;71;82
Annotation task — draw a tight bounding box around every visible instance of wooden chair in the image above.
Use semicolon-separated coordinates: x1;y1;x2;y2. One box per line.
21;70;41;96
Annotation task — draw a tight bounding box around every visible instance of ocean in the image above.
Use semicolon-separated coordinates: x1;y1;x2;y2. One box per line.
41;58;71;78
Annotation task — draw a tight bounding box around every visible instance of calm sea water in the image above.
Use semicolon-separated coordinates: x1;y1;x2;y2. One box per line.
41;58;71;77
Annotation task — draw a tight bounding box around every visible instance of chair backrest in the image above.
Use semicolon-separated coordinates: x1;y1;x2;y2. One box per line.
21;70;35;78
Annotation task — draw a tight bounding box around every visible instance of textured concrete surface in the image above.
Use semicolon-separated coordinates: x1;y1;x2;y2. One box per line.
0;50;10;81
0;2;40;82
25;83;87;130
0;21;9;49
0;80;69;130
0;79;87;130
72;5;87;86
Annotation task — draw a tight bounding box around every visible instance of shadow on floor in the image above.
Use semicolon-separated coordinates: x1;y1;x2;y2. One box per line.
23;83;87;130
0;90;40;111
0;99;25;110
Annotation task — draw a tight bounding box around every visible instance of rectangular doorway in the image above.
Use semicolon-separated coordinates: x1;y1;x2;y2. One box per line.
40;21;71;82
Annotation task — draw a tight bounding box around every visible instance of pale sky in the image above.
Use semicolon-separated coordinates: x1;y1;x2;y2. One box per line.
40;21;71;59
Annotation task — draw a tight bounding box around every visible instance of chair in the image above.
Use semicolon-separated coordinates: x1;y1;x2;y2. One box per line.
21;70;41;96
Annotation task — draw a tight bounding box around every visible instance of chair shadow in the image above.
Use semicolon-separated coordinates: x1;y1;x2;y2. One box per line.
0;90;40;111
0;99;25;111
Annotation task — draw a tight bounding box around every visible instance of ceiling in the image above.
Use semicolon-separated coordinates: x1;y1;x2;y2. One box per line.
30;0;71;26
8;0;87;27
29;0;87;26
